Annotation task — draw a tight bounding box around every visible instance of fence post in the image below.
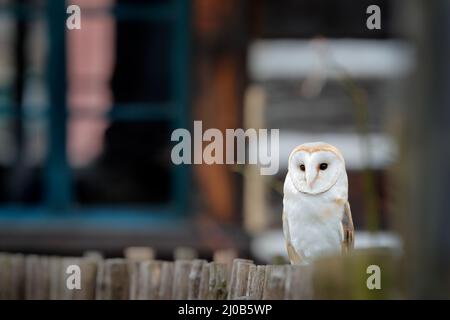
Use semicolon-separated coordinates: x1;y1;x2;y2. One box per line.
136;260;162;300
25;255;50;300
73;258;98;300
213;249;237;277
10;254;25;300
262;265;288;300
95;259;106;300
0;253;26;300
188;259;207;299
246;265;266;300
228;259;254;299
198;262;228;300
103;259;130;300
284;265;313;300
158;261;174;299
172;260;192;299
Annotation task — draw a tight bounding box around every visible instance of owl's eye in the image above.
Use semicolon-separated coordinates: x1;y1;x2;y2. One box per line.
299;164;305;171
319;163;328;170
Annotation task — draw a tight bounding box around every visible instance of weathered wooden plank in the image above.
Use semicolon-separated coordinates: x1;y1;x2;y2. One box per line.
0;253;11;299
102;259;130;300
39;256;51;300
187;259;207;299
136;260;162;300
128;261;140;300
172;260;192;299
284;265;313;300
158;261;174;300
73;258;98;300
227;259;254;300
0;253;25;300
126;247;155;299
198;262;228;300
124;247;155;300
49;256;63;299
25;255;50;300
24;255;37;299
9;254;26;300
198;262;210;300
213;249;237;277
262;265;288;300
246;265;266;300
95;258;108;300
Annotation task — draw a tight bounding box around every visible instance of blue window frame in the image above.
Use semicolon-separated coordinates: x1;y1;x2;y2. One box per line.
0;0;190;228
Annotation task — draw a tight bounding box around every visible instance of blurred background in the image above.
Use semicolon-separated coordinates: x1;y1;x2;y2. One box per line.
0;0;449;298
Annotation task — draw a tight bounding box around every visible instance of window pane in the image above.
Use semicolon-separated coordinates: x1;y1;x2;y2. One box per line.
73;120;172;205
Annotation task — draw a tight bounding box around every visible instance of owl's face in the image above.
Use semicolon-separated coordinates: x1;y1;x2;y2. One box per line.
288;143;346;195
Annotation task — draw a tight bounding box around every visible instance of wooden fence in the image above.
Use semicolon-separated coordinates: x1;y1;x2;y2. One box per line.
0;247;399;300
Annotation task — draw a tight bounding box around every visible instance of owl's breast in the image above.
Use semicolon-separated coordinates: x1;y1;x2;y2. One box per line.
284;192;346;263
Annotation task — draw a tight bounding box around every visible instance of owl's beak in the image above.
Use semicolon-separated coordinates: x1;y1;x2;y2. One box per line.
306;170;318;188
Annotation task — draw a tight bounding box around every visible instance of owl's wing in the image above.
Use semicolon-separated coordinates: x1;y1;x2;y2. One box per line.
282;211;303;264
341;201;355;252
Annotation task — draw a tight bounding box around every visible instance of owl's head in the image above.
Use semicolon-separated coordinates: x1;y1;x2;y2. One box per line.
288;142;346;195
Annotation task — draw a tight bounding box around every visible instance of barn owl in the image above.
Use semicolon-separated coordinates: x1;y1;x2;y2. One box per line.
282;142;354;265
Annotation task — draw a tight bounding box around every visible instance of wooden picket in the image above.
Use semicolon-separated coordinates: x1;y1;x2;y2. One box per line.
0;247;399;300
